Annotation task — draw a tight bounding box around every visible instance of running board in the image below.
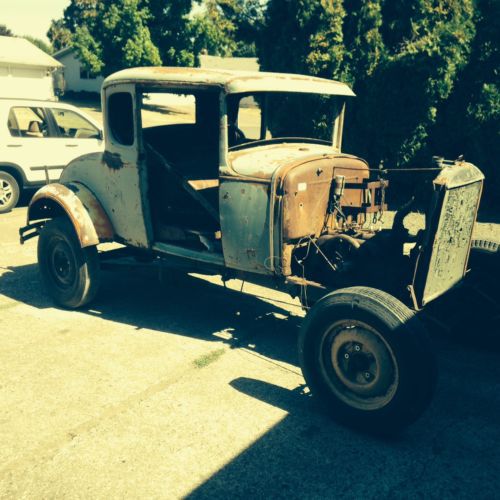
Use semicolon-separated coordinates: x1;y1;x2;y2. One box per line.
152;241;225;268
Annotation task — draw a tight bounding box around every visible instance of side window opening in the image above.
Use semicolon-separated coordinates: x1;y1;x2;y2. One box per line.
50;108;100;139
8;107;50;138
139;89;219;173
139;89;221;245
108;92;134;146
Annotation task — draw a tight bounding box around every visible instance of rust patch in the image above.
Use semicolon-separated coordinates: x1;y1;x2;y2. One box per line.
281;244;294;276
73;183;114;241
103;151;125;170
28;183;114;247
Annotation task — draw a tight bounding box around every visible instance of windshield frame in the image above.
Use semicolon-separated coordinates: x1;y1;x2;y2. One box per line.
225;91;347;153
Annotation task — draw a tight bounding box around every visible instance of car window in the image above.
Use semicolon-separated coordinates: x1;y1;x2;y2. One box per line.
7;109;21;137
51;108;100;139
140;92;196;129
108;92;134;146
139;89;220;171
8;107;50;138
227;92;342;148
235;95;264;141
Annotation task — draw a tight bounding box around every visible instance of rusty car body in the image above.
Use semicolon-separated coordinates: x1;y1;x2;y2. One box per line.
20;67;484;433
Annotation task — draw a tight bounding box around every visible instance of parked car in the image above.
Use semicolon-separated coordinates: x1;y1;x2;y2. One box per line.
0;98;103;213
20;68;484;433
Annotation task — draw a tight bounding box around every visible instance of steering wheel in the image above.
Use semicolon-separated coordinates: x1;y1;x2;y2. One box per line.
228;124;247;147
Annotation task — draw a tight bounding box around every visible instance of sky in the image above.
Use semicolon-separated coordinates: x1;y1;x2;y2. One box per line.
1;0;203;42
2;0;69;42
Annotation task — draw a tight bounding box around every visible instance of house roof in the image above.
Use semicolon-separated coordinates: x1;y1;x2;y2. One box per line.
0;36;62;68
53;46;74;59
104;67;355;97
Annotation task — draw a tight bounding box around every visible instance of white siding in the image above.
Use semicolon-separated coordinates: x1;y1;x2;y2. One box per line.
0;64;55;100
199;55;259;72
57;52;104;94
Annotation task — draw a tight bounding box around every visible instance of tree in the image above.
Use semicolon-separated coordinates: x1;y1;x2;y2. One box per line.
47;19;72;50
259;0;346;78
23;36;54;55
144;0;194;66
338;0;385;157
0;24;14;36
49;0;195;67
258;1;349;141
72;0;161;76
258;0;477;172
342;0;385;84
189;0;265;59
431;0;500;204
48;0;98;50
214;0;265;56
366;0;476;167
191;0;237;57
47;0;98;50
62;0;98;32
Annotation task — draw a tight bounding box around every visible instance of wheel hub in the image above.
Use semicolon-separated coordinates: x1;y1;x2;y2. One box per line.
49;241;76;288
0;180;12;205
321;321;398;410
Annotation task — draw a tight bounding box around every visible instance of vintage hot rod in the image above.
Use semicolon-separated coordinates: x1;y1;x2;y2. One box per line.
20;68;484;432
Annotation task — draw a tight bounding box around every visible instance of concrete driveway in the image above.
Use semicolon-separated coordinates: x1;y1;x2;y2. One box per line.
1;207;499;498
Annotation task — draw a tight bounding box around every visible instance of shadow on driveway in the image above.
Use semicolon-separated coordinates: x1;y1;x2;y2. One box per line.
186;365;500;498
0;263;303;367
1;263;500;497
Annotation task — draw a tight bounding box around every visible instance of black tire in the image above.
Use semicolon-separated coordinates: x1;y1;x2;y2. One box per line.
299;286;437;434
0;171;20;213
434;239;500;345
468;239;499;304
37;218;100;308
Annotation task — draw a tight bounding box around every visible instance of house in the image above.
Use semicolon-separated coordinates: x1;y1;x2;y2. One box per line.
0;36;62;100
53;47;104;95
199;55;259;72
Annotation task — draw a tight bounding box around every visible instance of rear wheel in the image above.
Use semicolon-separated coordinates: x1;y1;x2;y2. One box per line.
299;286;436;433
38;218;100;308
0;171;20;213
469;239;499;303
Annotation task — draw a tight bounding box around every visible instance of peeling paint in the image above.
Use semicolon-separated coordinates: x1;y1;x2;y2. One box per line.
103;67;356;97
27;182;114;247
102;151;125;170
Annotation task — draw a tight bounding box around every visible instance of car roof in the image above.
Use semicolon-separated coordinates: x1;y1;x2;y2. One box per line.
103;67;355;97
0;98;78;109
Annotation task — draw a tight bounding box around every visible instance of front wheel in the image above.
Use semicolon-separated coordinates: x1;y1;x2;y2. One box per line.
299;286;436;434
0;171;20;213
38;218;100;308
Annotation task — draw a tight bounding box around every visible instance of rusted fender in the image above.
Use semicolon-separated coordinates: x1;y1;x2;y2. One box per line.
28;182;114;247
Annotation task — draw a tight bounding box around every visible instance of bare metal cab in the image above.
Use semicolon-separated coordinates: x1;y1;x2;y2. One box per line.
20;67;484;433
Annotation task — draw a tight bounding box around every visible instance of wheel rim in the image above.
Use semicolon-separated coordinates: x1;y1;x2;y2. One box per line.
48;239;77;289
0;179;13;207
319;320;399;411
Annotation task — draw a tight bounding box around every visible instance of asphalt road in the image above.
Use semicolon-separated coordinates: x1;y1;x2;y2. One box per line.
1;206;499;499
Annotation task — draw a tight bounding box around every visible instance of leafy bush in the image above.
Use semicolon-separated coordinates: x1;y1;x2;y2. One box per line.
258;0;498;208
